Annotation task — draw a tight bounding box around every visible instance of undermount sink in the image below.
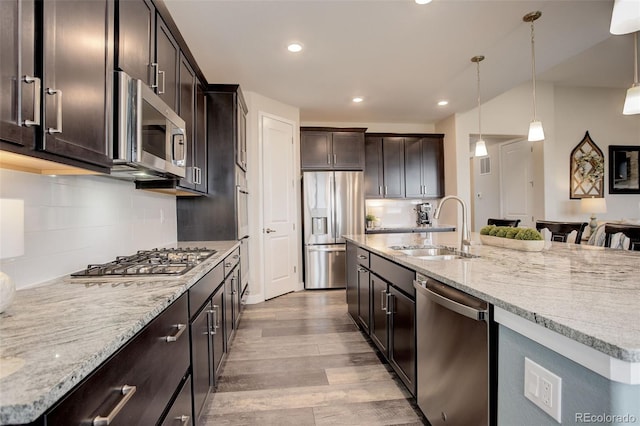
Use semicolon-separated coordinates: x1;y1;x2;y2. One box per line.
389;245;477;260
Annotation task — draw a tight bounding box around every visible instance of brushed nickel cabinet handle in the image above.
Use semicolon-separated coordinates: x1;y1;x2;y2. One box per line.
381;290;387;312
46;88;62;134
357;254;367;260
165;323;186;342
386;294;394;316
333;154;337;164
158;70;166;94
379;186;382;195
150;63;159;88
177;415;190;426
92;385;137;426
22;75;41;127
327;154;331;164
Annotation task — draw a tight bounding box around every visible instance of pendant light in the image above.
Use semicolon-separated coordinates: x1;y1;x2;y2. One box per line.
610;0;640;35
472;55;488;157
623;32;640;115
523;11;545;142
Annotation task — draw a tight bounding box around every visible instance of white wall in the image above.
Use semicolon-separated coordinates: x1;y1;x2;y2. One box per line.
244;91;301;303
0;169;177;289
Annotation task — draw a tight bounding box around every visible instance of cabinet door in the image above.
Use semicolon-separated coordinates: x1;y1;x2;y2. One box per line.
364;137;383;198
211;286;225;382
236;100;247;171
155;17;179;111
404;137;423;198
332;132;364;170
421;137;444;198
224;272;233;349
346;242;359;322
357;267;371;333
41;0;112;169
370;275;388;357
382;137;405;198
301;131;331;169
0;0;36;148
178;54;196;190
194;83;208;192
233;267;241;330
389;286;416;396
190;303;212;421
116;0;155;85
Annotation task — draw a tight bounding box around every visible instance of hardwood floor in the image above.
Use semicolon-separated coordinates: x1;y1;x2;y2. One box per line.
201;289;427;425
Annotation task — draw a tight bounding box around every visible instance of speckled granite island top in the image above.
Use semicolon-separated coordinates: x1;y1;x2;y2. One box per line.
0;241;238;425
345;233;640;363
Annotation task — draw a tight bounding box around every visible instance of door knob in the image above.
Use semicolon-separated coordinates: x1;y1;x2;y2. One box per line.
265;228;276;233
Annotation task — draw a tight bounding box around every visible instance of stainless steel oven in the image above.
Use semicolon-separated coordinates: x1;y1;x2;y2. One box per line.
111;71;187;180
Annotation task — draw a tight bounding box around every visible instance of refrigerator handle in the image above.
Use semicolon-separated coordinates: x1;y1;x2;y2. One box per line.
331;173;337;241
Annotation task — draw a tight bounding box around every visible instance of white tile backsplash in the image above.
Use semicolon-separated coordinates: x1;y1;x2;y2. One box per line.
0;169;177;289
365;198;438;228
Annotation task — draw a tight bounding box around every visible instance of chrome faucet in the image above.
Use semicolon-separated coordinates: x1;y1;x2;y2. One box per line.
433;195;471;253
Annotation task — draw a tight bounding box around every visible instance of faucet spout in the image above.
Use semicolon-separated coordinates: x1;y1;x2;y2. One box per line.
434;195;471;253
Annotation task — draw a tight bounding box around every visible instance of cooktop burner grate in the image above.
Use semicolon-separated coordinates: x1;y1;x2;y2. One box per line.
71;247;217;277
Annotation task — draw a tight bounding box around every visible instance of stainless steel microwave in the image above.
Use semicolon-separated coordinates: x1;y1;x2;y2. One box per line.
111;71;186;180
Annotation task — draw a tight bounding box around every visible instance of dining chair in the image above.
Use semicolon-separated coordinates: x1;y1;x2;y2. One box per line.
603;223;640;251
487;218;521;227
535;220;588;244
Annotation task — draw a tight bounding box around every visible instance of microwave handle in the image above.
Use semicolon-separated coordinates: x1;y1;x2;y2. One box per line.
172;133;186;164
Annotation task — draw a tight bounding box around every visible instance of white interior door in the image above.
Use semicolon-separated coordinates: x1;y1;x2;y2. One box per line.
500;139;534;228
262;115;297;300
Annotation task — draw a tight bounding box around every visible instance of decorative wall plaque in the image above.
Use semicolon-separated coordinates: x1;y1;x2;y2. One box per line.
570;131;604;199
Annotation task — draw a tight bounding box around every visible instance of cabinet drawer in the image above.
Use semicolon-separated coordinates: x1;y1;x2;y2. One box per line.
189;263;224;318
223;247;240;277
356;247;370;268
370;253;415;297
47;294;189;425
160;375;193;426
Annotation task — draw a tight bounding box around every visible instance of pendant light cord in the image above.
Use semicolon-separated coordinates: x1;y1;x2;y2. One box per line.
477;60;482;141
530;20;538;120
634;32;638;86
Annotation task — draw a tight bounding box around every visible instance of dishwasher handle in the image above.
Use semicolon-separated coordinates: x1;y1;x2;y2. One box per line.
415;279;487;321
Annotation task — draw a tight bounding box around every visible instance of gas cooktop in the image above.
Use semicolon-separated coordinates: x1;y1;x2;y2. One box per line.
71;247;217;277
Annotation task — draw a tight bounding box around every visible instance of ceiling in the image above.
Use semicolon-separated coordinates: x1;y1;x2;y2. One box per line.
163;0;631;125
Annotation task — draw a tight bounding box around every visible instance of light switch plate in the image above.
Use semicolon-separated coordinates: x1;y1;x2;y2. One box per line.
524;357;562;423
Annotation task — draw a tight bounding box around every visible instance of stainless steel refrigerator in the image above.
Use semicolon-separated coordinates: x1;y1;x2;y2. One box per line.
303;171;364;289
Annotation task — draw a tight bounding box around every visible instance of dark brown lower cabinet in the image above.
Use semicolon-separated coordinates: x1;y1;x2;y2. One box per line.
160;375;193;426
388;285;416;395
46;294;190;425
357;266;371;333
370;275;389;357
346;242;359;322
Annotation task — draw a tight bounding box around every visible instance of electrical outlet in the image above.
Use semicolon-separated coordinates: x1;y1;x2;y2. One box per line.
524;357;562;423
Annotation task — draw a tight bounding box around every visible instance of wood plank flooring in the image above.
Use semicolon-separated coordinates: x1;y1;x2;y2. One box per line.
201;289;427;425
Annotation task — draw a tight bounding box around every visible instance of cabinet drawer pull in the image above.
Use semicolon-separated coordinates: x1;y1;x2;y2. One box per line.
177;415;191;426
357;254;367;260
384;186;388;195
22;75;41;127
165;323;186;342
386;294;394;316
333;154;337;164
357;267;367;273
327;154;331;164
92;384;136;426
46;88;62;134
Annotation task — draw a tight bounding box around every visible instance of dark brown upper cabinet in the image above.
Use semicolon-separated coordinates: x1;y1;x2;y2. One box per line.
116;0;156;86
1;0;113;174
0;0;37;149
193;82;208;193
177;55;196;190
300;127;366;170
364;136;405;198
155;17;180;112
405;136;444;198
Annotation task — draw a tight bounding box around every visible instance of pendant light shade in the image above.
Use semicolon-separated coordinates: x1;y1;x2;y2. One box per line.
471;55;487;157
523;11;545;142
623;32;640;115
610;0;640;35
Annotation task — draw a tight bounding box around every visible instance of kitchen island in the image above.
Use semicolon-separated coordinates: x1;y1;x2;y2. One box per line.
0;241;238;425
345;232;640;425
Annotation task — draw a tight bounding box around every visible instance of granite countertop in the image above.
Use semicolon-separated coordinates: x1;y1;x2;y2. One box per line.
0;241;238;425
344;232;640;363
364;224;456;234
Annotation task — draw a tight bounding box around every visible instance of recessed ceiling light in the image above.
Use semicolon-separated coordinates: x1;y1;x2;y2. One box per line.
415;0;433;4
437;100;449;106
287;43;303;53
352;97;364;103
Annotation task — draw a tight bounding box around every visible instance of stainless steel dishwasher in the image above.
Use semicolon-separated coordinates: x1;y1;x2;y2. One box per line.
414;273;490;426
